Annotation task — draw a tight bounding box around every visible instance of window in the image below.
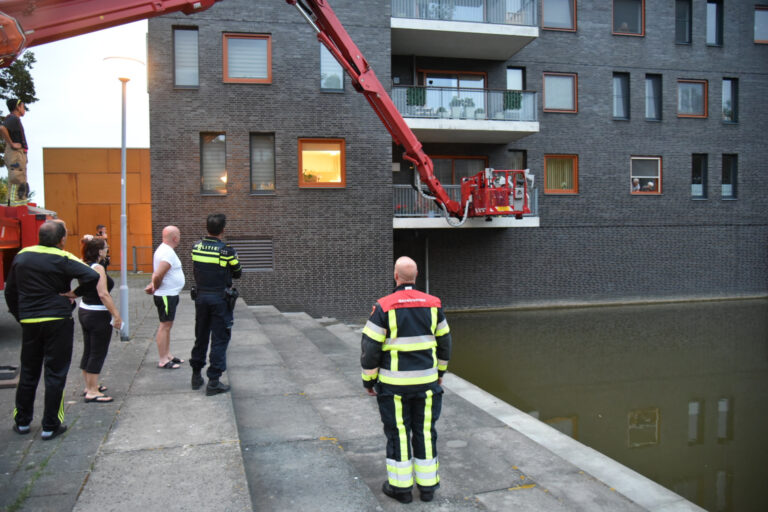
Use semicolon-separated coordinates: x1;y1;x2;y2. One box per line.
613;0;644;35
223;33;271;83
542;0;576;31
707;0;723;46
250;133;275;194
722;154;737;198
507;67;524;90
320;45;343;91
692;154;708;198
631;156;661;194
613;73;630;119
299;139;346;188
544;155;578;194
678;80;707;118
722;78;738;123
174;27;198;87
432;156;487;185
543;73;577;113
508;150;527;170
675;0;691;44
645;74;662;120
756;6;768;43
201;133;226;195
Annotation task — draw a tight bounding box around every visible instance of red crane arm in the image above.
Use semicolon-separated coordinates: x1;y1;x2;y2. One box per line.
287;0;461;217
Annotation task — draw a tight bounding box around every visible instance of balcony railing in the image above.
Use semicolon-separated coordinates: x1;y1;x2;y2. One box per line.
392;86;538;122
394;184;539;217
392;0;537;26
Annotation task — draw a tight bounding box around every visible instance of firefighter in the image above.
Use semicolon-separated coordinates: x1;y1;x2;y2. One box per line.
361;256;452;504
190;213;241;396
5;220;99;439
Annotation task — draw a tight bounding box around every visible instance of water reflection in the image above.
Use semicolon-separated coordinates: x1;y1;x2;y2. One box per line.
448;299;768;512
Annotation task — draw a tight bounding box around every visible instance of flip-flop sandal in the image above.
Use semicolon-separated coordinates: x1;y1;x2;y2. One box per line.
159;361;181;370
81;385;108;397
171;357;184;364
84;395;113;403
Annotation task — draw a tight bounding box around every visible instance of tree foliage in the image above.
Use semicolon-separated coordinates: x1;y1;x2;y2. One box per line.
0;51;38;168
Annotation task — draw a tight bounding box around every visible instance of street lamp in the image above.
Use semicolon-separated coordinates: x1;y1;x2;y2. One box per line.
103;56;145;341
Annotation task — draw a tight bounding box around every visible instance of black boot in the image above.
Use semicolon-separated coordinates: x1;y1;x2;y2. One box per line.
382;482;412;504
206;379;230;396
191;369;204;390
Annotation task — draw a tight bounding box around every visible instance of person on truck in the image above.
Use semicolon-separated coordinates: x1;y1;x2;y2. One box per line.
1;98;29;206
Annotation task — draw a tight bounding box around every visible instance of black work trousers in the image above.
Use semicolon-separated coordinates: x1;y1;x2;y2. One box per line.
191;294;233;380
14;318;74;431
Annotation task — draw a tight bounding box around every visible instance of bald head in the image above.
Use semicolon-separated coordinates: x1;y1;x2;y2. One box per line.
394;256;418;285
162;226;180;248
39;220;67;248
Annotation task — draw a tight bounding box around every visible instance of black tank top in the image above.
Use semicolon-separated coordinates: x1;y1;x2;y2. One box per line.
81;263;114;306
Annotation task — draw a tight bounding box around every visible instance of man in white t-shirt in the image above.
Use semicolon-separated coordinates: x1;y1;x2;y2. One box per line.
144;226;185;369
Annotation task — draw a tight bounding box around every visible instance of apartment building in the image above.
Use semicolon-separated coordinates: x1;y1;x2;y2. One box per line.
147;0;768;319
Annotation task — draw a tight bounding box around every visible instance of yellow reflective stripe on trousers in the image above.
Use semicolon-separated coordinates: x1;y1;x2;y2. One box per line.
386;458;414;488
163;296;169;315
423;390;433;459
58;393;65;423
378;367;437;386
20;317;66;323
394;395;408;463
414;457;440;487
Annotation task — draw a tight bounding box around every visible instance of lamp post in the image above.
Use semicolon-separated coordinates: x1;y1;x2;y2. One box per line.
104;56;145;341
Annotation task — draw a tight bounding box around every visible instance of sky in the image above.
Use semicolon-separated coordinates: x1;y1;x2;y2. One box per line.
4;21;150;208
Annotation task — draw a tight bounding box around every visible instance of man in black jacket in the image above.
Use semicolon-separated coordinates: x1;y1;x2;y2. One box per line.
5;220;99;440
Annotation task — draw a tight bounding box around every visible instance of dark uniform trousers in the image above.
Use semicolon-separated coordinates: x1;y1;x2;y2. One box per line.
191;292;233;380
15;318;74;431
377;388;443;490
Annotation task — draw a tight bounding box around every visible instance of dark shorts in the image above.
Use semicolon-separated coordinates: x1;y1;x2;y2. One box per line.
153;295;180;322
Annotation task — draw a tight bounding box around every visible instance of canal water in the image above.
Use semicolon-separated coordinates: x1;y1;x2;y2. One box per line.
448;299;768;512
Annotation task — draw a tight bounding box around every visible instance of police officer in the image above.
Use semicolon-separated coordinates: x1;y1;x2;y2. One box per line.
361;256;452;504
190;213;242;396
5;220;99;439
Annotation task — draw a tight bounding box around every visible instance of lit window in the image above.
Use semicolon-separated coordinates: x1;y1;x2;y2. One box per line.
613;73;630;119
756;6;768;43
174;27;198;88
722;154;737;198
722;78;738;123
250;133;275;194
542;0;576;31
613;0;644;35
543;73;577;113
645;74;662;120
320;45;343;91
299;139;346;188
675;0;691;44
678;79;707;118
631;156;661;194
544;155;578;194
201;133;226;195
706;0;723;46
223;33;271;83
691;154;708;199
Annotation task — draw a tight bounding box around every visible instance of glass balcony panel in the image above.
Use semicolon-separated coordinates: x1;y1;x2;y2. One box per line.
392;0;538;26
393;85;538;121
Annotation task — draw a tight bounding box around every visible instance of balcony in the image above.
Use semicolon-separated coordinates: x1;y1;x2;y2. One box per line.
391;0;538;59
392;85;539;143
393;185;540;229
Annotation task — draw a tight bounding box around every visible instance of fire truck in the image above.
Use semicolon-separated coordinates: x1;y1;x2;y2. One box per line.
0;0;533;287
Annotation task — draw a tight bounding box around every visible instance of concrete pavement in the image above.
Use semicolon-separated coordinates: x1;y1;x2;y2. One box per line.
0;275;704;511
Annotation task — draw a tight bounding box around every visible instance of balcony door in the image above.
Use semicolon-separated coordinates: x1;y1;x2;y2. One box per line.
421;71;486;113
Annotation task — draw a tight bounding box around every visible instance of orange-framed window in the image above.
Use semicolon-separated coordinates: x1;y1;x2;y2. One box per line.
630;156;662;195
677;79;708;118
542;0;577;31
223;33;271;84
544;155;578;194
755;6;768;43
543;72;578;113
613;0;645;36
431;156;488;185
298;138;346;188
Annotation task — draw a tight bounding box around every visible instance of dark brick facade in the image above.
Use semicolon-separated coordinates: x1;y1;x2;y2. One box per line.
149;0;768;319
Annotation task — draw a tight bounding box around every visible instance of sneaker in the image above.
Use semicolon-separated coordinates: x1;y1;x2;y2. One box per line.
191;370;204;390
205;379;230;396
382;481;412;504
41;424;67;441
12;424;30;435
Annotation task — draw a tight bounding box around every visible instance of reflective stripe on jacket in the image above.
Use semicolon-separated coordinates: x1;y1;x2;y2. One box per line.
361;284;451;393
191;236;242;292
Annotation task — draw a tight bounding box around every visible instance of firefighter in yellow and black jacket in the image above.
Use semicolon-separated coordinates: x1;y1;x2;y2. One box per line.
361;256;451;504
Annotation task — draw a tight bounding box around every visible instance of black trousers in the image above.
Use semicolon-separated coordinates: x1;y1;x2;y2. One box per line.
191;294;233;380
78;308;112;374
14;318;74;431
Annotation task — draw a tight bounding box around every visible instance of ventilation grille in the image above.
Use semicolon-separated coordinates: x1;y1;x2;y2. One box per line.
228;238;273;272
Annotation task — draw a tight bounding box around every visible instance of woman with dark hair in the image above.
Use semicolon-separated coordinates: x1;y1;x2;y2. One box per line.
78;235;122;403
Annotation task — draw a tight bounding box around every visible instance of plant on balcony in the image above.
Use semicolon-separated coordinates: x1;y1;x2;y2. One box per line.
406;86;426;106
437;106;449;118
449;96;462;107
503;90;522;110
474;108;485;119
